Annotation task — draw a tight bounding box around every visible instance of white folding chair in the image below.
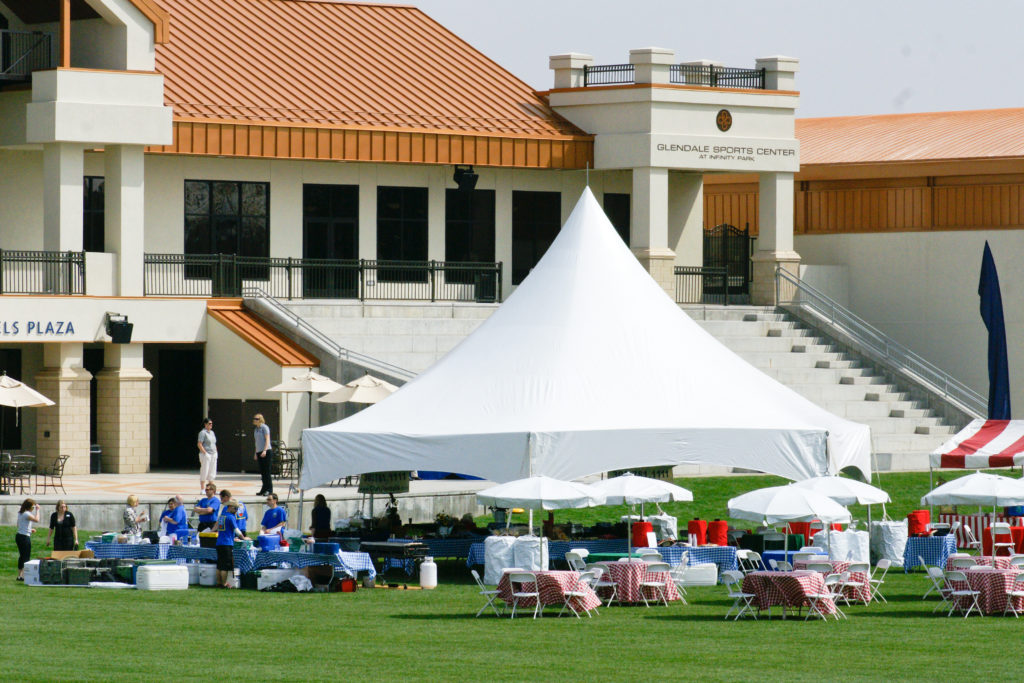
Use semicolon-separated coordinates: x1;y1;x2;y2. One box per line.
800;546;826;554
471;569;503;618
641;553;664;563
1009;555;1024;568
768;559;779;571
962;524;983;552
558;570;598;618
570;548;590;561
806;572;845;621
840;562;871;604
806;562;833;574
992;522;1015;556
589;565;618;606
639;562;672;607
564;551;587;572
924;566;953;612
869;559;891;603
744;551;763;573
636;547;662;558
1003;572;1024;618
507;571;541;619
793;552;818;563
944;570;982;618
722;570;757;620
775;560;793;572
949;556;978;570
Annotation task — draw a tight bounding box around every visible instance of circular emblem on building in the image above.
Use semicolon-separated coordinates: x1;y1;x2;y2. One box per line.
716;109;733;132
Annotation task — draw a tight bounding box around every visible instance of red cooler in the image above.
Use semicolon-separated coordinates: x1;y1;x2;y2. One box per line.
687;519;708;545
907;510;931;537
632;521;655;547
707;520;728;546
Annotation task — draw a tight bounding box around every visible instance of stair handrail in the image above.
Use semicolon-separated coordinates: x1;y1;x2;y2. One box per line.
775;268;985;418
242;286;417;382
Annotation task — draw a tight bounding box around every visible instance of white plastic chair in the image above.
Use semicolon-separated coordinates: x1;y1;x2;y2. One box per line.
722;570;757;620
641;553;664;563
793;552;818;563
840;562;871;604
924;566;953;613
806;572;845;621
1003;572;1024;618
507;571;541;619
564;551;587;572
471;569;503;618
743;551;763;574
944;570;982;618
1009;555;1024;568
962;524;983;552
768;559;779;571
869;559;891;603
775;560;794;572
589;565;618;606
949;556;978;570
639;562;672;607
991;522;1015;557
806;561;834;574
558;570;598;618
570;548;590;561
636;547;662;558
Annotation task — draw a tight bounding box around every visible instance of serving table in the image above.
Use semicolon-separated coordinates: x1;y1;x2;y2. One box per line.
944;554;1012;571
595;560;682;604
741;570;837;617
496;570;601;612
903;535;958;572
948;566;1024;615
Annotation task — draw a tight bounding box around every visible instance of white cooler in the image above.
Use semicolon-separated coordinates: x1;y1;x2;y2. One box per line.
258;568;300;591
23;559;41;586
198;564;218;587
136;564;189;591
186;563;202;585
483;536;517;586
677;563;718;587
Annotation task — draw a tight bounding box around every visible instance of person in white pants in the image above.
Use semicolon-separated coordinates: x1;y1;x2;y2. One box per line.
197;418;218;493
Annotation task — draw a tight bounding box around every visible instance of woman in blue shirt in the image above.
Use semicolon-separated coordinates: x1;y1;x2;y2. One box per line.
159;497;189;542
214;500;245;588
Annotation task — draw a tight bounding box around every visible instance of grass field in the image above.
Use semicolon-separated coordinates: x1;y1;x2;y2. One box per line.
1;470;1019;682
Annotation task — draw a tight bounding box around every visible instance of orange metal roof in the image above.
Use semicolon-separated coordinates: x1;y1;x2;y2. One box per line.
207;299;317;368
152;0;584;140
798;108;1024;165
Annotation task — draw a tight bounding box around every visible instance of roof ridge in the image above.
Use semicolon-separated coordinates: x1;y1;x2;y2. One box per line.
798;106;1024;123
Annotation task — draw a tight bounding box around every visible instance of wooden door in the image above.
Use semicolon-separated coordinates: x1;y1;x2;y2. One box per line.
207;399;244;473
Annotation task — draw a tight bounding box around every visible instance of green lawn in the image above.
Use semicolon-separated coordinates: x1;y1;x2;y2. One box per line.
1;470;1017;682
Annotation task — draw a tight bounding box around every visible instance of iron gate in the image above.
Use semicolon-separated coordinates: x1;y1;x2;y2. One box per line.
703;223;751;298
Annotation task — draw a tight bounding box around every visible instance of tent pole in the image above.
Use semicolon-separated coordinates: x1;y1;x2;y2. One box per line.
527;433;534;537
298;488;304;541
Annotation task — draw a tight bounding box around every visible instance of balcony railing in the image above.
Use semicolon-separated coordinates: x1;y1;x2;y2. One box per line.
582;63;765;89
0;250;85;295
0;30;55;82
144;254;503;302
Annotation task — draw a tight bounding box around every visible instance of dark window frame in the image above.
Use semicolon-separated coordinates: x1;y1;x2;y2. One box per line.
445;188;495;284
83;176;105;252
376;185;428;283
511;190;561;285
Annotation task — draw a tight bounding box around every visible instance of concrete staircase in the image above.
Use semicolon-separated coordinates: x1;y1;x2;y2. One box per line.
273;300;970;472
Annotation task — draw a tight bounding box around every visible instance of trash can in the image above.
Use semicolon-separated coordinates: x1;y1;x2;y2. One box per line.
90;444;102;474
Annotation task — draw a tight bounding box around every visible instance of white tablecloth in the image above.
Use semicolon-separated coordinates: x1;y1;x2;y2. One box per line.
870;520;908;566
811;529;869;563
483;536;516;585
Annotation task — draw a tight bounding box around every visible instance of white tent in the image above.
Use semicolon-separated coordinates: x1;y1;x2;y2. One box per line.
301;189;872;489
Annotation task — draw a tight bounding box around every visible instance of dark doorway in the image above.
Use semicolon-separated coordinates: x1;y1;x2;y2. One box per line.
207;398;279;473
603;193;630;246
512;190;561;284
0;348;22;450
302;184;359;298
155;349;204;470
83;347;104;447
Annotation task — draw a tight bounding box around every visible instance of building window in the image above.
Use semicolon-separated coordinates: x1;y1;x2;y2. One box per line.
83;176;105;252
603;193;630;246
445;189;495;284
184;180;269;258
512;190;561;285
303;184;359;298
377;186;428;282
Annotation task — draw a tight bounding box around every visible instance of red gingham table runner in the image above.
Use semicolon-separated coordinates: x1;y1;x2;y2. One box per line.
949;567;1024;614
496;570;601;611
742;570;837;615
794;559;871;603
595;560;682;603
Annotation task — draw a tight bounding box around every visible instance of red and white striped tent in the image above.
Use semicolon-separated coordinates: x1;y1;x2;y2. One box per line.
930;419;1024;469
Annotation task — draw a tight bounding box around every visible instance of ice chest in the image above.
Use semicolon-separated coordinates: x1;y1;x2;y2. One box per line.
199;564;218;586
136;564;189;591
186;563;202;585
23;560;41;586
313;542;340;555
131;559;176;584
257;568;299;590
257;535;281;552
198;532;218;549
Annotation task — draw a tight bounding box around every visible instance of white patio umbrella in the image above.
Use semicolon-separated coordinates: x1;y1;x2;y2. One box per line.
318;373;399;405
922;472;1024;558
791;475;891;526
476;475;607;535
729;485;852;560
591;472;694;553
0;373;54;451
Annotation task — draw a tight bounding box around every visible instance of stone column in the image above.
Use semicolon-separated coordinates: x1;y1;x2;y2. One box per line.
755;55;800;91
104;144;146;296
43;142;85;251
631;167;674;298
669;172;704;267
549;53;593;89
630;47;674;85
751;171;800;305
95;344;152;474
35;343;91;475
494;169;513;297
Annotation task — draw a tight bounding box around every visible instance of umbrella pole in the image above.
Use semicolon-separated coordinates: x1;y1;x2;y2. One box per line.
298;488;304;539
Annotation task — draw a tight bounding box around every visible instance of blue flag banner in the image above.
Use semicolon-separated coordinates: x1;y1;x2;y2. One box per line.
979;241;1011;419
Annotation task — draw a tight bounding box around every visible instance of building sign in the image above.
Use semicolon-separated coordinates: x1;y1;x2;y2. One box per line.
0;320;77;336
649;134;800;172
609;466;674;482
358;471;411;494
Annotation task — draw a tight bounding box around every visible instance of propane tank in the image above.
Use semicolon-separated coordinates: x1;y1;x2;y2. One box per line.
419;556;438;589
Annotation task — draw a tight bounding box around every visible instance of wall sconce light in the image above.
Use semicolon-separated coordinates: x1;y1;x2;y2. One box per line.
453;165;478;192
105;312;133;344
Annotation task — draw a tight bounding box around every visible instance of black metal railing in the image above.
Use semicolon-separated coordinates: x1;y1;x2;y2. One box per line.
144;254;503;302
670;65;765;89
0;250;85;295
0;31;55;81
675;266;749;305
582;63;634;86
581;62;765;90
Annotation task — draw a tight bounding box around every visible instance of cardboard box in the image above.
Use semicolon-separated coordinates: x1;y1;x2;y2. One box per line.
48;550;95;560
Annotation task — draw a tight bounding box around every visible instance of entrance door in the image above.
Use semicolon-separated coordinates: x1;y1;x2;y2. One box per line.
207;398;280;473
156;348;204;470
303;184;359;298
703;223;751;299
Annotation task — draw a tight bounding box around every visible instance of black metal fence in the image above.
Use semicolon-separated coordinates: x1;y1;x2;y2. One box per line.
582;63;635;86
670;65;765;89
0;31;54;81
675;266;748;305
0;250;85;295
144;254;502;302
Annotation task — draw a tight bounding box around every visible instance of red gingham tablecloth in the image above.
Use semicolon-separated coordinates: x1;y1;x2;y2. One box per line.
949;567;1024;615
944;555;1012;571
794;559;871;603
742;570;837;615
596;560;682;603
496;570;601;612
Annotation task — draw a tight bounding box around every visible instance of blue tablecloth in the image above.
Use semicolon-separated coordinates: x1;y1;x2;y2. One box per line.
904;535;958;572
85;542;170;559
253;550;376;579
660;545;739;574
